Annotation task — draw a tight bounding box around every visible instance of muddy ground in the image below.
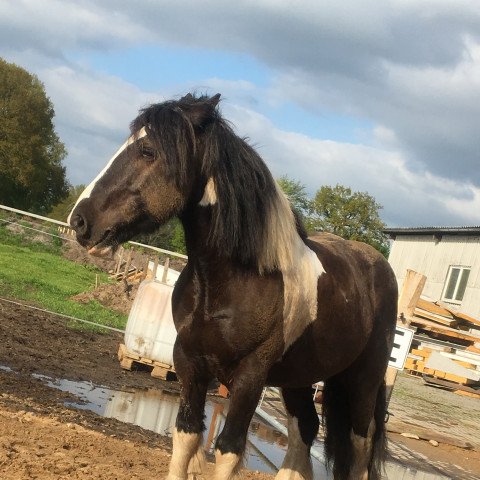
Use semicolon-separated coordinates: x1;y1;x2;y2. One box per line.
0;296;479;479
0;299;274;479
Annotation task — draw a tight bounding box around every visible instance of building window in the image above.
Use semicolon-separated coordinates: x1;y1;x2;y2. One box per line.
442;266;470;304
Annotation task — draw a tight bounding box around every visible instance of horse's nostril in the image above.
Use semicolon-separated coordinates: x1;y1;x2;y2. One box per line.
71;213;87;233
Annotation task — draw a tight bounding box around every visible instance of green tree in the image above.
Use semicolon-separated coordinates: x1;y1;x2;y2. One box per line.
48;184;85;222
277;175;312;222
310;184;389;256
133;218;186;254
0;58;69;214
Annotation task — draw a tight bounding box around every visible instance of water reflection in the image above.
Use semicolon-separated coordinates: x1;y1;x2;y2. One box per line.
24;371;456;479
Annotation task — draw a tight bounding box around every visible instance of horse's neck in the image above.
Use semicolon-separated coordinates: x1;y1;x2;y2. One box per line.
181;206;225;266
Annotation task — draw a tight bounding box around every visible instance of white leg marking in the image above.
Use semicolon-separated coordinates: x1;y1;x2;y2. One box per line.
199;177;217;206
67;127;147;223
275;417;313;480
214;450;243;480
348;420;375;480
187;443;207;479
167;429;203;480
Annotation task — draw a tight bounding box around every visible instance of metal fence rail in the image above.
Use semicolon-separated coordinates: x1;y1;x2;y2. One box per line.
0;204;188;259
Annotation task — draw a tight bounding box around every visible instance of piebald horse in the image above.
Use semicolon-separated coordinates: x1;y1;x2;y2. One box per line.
69;94;397;480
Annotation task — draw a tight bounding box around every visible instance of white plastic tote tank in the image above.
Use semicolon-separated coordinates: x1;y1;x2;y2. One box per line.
104;389;180;436
124;279;178;366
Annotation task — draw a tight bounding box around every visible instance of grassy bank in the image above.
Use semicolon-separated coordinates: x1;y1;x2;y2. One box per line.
0;223;127;330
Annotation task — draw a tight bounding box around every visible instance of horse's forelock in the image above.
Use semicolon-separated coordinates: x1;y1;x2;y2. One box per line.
131;101;198;188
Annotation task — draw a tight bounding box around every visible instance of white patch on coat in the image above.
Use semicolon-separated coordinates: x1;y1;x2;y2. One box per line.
276;416;313;480
214;451;243;479
167;428;204;480
261;183;325;351
67;127;147;224
199;177;217;206
349;420;375;480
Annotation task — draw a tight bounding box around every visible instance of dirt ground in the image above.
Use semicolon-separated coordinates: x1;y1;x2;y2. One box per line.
0;299;274;479
0;296;479;478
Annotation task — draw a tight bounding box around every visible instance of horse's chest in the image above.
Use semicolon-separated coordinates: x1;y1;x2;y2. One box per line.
175;276;284;360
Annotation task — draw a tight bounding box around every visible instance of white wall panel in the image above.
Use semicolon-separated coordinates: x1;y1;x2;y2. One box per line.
388;235;480;319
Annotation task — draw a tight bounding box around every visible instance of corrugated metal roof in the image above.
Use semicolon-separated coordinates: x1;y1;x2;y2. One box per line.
384;226;480;237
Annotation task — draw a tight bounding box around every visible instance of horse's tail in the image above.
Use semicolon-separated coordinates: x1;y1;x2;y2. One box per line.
322;378;387;480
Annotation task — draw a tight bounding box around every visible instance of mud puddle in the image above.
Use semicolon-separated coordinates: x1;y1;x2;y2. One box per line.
14;367;453;479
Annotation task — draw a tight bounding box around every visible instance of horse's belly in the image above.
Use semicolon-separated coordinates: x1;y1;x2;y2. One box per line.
265;318;369;387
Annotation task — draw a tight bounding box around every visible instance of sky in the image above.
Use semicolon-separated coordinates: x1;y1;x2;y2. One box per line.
1;0;480;227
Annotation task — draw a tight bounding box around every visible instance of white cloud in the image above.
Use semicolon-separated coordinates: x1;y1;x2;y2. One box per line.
1;0;480;226
224;103;480;226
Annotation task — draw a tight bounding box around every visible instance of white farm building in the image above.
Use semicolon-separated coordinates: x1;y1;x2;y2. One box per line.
385;226;480;321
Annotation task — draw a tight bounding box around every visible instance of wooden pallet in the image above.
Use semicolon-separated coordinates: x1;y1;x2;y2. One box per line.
117;343;176;380
423;375;480;398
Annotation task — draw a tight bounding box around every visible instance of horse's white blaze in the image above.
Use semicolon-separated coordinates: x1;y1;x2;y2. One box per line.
263;184;325;351
199;177;217;206
276;417;313;480
67;127;147;224
167;428;204;480
214;451;243;479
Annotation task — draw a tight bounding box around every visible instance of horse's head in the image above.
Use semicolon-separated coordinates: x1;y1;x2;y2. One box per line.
68;93;221;255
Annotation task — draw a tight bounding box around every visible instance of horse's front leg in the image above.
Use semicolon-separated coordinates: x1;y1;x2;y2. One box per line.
214;356;267;480
167;344;211;480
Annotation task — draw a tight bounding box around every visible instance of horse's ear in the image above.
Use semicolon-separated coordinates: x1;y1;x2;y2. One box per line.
209;93;221;106
181;93;194;102
183;94;221;128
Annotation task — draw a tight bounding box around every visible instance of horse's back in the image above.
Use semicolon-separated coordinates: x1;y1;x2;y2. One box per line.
307;232;396;299
266;232;397;386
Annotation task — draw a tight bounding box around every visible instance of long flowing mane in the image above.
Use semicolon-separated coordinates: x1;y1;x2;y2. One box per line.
131;94;307;273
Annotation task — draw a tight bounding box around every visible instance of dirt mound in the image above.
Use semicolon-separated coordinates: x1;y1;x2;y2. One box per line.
63;241;117;273
71;282;139;315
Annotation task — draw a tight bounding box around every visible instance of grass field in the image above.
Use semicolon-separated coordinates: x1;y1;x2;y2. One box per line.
0;222;127;330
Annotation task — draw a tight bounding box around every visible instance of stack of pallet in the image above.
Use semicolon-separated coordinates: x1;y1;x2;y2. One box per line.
404;297;480;398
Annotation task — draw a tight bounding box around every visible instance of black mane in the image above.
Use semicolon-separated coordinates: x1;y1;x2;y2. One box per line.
131;94;306;270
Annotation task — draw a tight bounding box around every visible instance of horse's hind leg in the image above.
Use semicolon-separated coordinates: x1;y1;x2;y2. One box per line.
275;387;319;480
347;386;380;480
167;345;211;480
323;368;388;480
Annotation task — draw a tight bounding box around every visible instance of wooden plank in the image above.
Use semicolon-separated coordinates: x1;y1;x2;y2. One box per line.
117;343;176;379
153;360;172;369
151;365;170;379
118;343;140;360
398;270;427;320
120;357;134;370
161;257;170;284
413;308;457;327
438;303;480;327
454;389;480;399
453;360;476;369
410;316;480;342
411;348;430;358
416;298;453;318
444;372;469;384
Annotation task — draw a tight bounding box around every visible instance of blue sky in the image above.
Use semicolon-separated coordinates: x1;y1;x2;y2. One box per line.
1;0;480;227
75;45;372;143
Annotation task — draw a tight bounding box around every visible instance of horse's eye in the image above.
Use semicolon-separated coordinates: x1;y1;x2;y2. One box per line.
140;143;156;161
